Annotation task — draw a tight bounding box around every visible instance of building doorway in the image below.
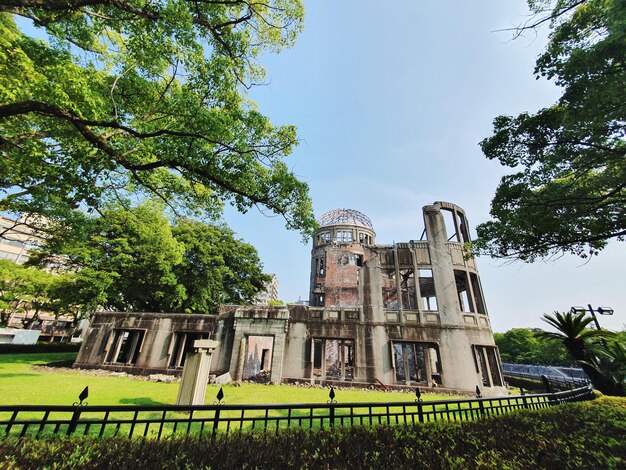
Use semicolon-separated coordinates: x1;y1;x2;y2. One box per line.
243;335;274;382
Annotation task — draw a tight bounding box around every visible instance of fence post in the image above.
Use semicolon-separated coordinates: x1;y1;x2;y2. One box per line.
212;407;221;439
327;387;337;428
475;386;485;418
415;388;424;423
520;387;529;409
67;408;82;436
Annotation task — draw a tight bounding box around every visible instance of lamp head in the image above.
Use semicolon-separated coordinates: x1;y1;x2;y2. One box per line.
597;307;614;316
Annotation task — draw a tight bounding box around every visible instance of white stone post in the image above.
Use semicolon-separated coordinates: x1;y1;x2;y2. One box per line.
176;339;219;406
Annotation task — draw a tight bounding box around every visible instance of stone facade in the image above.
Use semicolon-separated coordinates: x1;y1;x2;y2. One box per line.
75;202;506;396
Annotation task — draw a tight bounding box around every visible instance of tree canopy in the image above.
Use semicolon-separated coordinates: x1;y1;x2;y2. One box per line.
0;0;314;238
493;328;574;366
172;218;270;313
28;203;270;313
0;259;52;327
475;0;626;260
0;259;105;328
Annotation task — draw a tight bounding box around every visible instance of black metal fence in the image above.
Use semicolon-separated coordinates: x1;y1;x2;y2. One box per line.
0;386;594;440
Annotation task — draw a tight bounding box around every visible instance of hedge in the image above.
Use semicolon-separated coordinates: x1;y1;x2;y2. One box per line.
1;397;624;469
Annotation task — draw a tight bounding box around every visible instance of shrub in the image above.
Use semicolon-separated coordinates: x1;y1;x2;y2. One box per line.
1;398;625;469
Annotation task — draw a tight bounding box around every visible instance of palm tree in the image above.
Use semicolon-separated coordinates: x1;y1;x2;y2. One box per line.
539;311;623;396
584;341;626;396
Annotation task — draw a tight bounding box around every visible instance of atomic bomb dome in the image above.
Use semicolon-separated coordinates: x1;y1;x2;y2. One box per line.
317;209;374;230
75;201;506;397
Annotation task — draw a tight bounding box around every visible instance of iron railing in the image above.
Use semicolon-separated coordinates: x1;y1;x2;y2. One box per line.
0;386;594;440
502;370;590;391
502;363;588;380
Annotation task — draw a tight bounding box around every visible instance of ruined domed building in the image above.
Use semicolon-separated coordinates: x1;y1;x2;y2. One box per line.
75;202;506;396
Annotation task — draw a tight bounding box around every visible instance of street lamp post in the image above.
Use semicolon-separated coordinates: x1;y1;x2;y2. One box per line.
570;305;614;330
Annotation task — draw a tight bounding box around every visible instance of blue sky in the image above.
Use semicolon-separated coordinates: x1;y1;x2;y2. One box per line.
223;0;626;332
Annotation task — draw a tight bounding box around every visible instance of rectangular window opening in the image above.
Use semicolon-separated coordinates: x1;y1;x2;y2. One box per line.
312;338;354;380
473;346;496;387
381;268;398;309
456;212;470;243
418;269;437;311
470;273;486;314
393;342;441;385
317;257;325;277
168;332;207;368
400;268;417;310
441;208;460;242
454;270;474;313
106;329;145;365
486;347;503;387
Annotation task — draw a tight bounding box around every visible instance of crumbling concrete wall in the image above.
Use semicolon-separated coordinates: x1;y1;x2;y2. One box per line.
74;312;218;376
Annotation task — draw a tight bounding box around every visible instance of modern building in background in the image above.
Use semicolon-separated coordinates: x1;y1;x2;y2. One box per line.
255;274;279;305
0;214;43;264
0;214;75;341
76;202;506;396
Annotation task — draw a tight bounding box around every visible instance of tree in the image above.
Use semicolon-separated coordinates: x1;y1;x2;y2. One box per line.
171;218;270;313
0;259;53;327
475;0;626;260
47;269;114;326
0;258;114;330
539;311;623;395
0;1;315;238
30;203;270;313
30;203;185;312
494;328;573;365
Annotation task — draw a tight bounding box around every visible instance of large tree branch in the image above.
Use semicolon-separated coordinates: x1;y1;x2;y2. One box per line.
493;1;586;38
0;100;292;218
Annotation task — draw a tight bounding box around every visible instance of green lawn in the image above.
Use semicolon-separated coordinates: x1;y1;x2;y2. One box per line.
0;353;457;406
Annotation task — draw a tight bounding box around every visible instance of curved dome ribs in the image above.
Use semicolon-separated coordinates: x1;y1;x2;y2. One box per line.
317;209;374;230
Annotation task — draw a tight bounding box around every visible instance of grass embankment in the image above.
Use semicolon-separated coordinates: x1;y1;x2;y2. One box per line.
0;353;453;406
1;397;624;469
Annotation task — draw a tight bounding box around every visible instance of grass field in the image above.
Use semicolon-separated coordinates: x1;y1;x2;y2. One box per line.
0;353;458;406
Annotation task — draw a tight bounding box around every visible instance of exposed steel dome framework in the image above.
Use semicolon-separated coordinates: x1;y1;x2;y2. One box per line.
317;208;374;230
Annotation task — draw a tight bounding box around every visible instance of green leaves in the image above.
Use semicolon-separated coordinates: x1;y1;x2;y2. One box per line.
171;218;270;313
29;203;269;314
476;0;626;260
540;311;624;395
494;328;574;365
0;0;315;238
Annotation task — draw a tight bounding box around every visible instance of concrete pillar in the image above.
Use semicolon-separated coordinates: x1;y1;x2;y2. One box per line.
235;337;246;381
176;339;219;406
423;204;461;327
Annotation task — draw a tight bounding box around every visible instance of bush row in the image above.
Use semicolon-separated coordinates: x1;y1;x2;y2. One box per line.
0;343;81;354
1;397;624;469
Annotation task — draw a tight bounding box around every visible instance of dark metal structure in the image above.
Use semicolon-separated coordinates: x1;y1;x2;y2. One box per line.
0;386;594;439
317;209;374;229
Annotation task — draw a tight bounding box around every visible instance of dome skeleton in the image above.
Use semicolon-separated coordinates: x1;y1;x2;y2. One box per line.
317;209;374;230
